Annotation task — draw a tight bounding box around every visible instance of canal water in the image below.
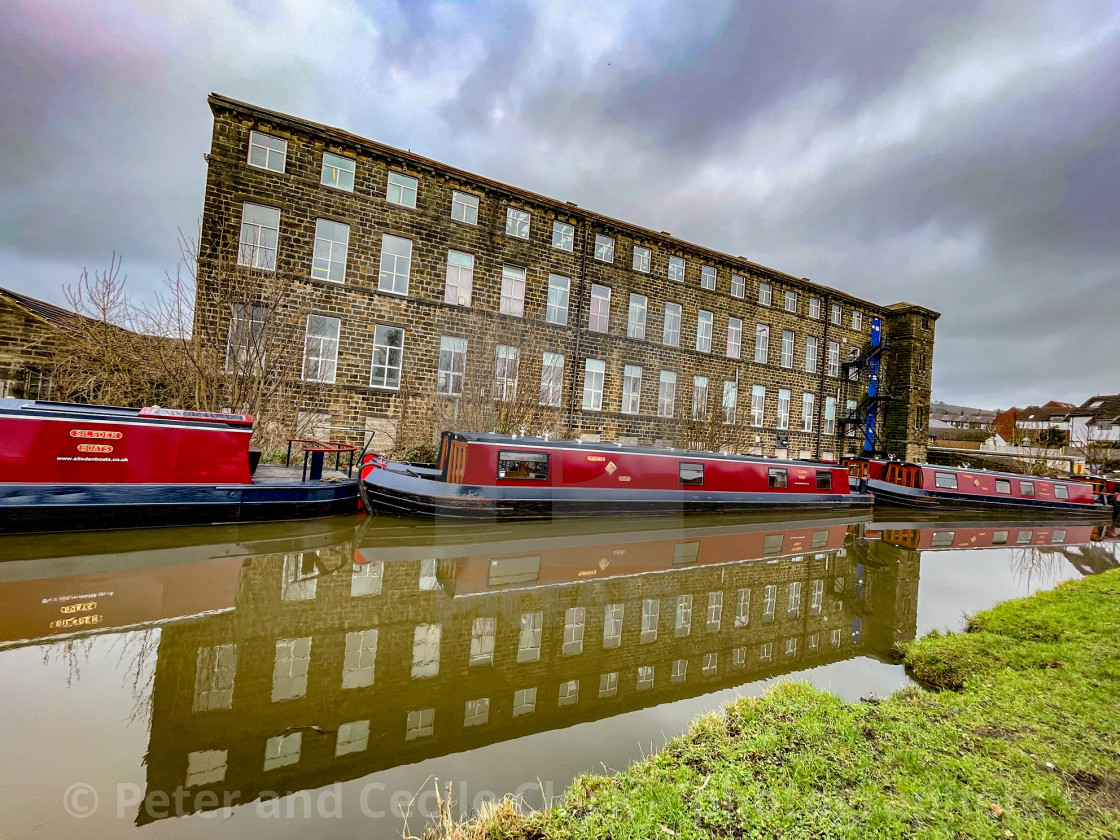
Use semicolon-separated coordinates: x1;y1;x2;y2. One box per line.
0;512;1116;839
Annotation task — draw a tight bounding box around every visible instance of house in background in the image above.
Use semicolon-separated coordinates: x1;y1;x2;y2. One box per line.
926;426;1001;451
1066;394;1120;468
993;401;1074;446
928;408;994;430
0;287;75;400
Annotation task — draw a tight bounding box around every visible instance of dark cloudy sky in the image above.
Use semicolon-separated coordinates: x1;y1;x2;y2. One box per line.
2;0;1117;409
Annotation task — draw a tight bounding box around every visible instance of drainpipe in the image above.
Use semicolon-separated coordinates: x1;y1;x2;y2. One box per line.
815;293;830;459
566;216;590;430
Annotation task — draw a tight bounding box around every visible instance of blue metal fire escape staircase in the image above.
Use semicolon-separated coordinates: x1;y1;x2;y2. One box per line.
837;316;894;457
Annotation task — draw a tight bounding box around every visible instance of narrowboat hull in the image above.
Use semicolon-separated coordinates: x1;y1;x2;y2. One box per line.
866;479;1112;518
0;478;361;533
362;462;873;520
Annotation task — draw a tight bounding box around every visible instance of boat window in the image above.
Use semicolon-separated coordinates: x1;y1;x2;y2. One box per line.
497;451;549;481
1020;481;1035;497
934;472;958;490
995;479;1011;494
815;470;833;490
1054;485;1069;499
680;462;705;486
768;468;788;489
762;533;784;555
1052;529;1066;543
811;529;829;548
488;555;542;586
1016;530;1033;544
673;542;700;565
992;530;1009;545
930;531;955;547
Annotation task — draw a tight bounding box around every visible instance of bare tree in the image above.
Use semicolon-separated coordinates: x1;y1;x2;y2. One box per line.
172;230;331;453
49;254;193;408
46;234;328;455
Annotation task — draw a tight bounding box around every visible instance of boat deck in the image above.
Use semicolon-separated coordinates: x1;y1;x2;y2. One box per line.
250;464;355;485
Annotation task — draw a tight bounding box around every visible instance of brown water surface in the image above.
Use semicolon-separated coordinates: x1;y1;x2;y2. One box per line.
0;512;1115;839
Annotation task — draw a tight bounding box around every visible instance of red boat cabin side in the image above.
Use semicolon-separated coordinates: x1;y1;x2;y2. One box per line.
880;463;1097;505
437;434;852;495
0;403;253;485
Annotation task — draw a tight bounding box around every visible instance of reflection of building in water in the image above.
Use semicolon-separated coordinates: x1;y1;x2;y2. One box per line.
139;519;919;822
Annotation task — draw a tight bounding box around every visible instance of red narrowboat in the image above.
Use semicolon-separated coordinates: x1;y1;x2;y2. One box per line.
0;398;361;532
865;462;1112;517
359;431;872;520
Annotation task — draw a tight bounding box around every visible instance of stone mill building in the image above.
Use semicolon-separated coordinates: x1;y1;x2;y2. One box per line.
195;94;938;460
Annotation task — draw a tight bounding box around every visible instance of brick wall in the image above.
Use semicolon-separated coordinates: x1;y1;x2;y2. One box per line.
195;95;938;459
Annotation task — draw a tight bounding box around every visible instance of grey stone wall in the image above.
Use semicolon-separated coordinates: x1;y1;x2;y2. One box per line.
0;297;59;399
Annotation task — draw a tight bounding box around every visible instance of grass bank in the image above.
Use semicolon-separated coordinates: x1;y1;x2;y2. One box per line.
425;569;1120;839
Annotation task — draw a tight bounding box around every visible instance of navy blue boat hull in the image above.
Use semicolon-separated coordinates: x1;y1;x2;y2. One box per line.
866;479;1112;518
0;480;360;533
361;465;873;520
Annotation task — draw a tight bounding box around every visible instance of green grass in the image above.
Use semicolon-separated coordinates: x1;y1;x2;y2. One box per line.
424;569;1120;840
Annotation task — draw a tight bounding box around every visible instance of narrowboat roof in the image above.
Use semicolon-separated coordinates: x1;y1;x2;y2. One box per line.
444;431;841;470
0;398;253;428
896;461;1074;483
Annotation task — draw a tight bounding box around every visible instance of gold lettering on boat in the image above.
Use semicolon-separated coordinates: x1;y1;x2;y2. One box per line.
49;615;103;630
77;444;114;454
587;455;607;462
59;601;97;614
70;429;123;440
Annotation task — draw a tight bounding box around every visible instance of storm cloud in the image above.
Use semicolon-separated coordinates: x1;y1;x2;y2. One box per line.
1;0;1117;408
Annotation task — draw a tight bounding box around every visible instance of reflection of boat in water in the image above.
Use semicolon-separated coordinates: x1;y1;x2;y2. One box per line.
867;516;1120;577
356;512;867;594
867;517;1108;552
0;518;360;649
0;399;361;533
360;431;872;519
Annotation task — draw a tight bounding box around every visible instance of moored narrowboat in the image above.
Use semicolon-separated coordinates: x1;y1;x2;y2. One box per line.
360;431;873;520
865;461;1112;517
0;398;361;532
